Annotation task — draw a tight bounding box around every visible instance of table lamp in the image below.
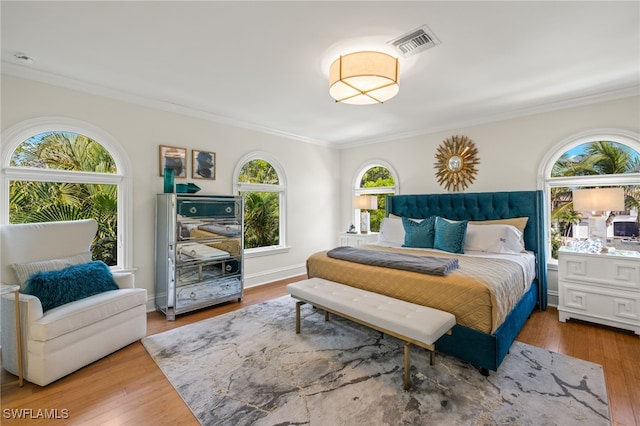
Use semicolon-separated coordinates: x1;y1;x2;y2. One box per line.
354;196;378;234
572;187;624;245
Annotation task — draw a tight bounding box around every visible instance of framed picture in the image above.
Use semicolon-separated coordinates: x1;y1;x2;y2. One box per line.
192;149;216;180
159;145;187;178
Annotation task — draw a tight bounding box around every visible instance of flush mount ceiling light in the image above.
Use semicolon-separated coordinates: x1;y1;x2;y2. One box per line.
329;51;399;105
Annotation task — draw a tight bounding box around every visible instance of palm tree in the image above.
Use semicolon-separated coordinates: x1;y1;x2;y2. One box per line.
552;141;633;178
549;141;640;257
585;141;631;175
238;160;281;249
559;210;583;238
9;132;119;264
243;192;279;249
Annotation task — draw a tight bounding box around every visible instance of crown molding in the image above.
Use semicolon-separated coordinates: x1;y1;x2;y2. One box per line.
3;62;637;151
1;62;333;148
337;86;640;149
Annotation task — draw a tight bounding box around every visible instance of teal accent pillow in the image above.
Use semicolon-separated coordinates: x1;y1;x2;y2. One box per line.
22;261;119;312
402;216;436;248
434;217;468;254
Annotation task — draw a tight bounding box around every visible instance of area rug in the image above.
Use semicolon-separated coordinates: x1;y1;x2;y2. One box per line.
142;296;610;426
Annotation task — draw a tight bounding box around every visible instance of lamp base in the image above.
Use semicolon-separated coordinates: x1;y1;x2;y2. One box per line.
587;215;617;252
360;211;370;234
587;216;606;242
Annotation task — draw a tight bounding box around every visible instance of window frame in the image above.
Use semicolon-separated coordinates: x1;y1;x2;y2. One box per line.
353;159;400;229
232;151;288;257
538;128;640;266
0;117;134;270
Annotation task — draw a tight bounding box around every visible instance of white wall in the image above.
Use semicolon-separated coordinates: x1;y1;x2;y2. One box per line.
1;75;341;310
3;74;639;309
340;95;640;305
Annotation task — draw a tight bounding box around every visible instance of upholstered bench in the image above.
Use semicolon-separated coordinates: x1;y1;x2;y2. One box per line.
286;278;456;390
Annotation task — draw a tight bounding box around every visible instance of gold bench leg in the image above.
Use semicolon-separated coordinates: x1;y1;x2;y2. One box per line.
295;301;304;334
404;342;411;390
292;296;450;392
15;289;23;387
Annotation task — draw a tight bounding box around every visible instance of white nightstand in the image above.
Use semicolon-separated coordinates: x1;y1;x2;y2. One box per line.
338;232;379;247
558;246;640;335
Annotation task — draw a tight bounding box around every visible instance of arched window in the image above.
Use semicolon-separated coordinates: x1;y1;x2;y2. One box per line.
539;129;640;260
233;152;287;255
353;160;399;232
1;117;133;269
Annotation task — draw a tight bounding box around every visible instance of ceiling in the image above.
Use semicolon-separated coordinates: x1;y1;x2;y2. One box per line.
2;1;639;148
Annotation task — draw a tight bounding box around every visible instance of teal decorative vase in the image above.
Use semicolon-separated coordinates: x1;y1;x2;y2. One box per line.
163;167;175;193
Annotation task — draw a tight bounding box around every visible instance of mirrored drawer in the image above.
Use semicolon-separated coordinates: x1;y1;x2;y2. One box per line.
176;277;242;311
176;261;240;287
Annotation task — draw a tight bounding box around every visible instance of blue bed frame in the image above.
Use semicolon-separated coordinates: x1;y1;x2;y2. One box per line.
386;190;548;372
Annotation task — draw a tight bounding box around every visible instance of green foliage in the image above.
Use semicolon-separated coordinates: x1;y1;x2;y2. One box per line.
550;228;562;260
367;194;388;232
9;132;118;265
558;209;583;238
585;141;632;175
550;141;640;259
238;160;279;184
552;141;635;177
360;166;395;232
360;166;392;187
242;192;279;249
238;159;281;249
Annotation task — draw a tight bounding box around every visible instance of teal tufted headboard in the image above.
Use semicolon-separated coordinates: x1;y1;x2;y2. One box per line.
386;190;547;309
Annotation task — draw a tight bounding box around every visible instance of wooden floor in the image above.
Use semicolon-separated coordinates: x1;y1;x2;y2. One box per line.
2;276;639;426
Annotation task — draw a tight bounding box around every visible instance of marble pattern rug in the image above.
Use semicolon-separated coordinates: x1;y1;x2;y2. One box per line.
142;296;610;426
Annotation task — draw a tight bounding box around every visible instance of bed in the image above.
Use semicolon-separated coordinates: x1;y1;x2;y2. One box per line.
307;190;547;373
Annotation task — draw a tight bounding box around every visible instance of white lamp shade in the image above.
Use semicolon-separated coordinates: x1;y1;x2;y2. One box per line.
353;196;378;210
329;51;399;105
572;188;625;212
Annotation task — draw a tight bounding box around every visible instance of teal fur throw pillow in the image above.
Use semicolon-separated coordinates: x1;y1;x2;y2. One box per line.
22;261;119;312
434;217;468;254
402;216;436;248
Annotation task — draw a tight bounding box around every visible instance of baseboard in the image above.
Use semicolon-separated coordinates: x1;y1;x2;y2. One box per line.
546;290;559;308
244;263;306;288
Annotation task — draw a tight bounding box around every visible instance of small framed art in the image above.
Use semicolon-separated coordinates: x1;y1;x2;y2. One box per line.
192;149;216;180
159;145;187;178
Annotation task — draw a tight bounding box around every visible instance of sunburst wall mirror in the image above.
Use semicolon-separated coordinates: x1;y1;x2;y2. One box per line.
434;135;479;192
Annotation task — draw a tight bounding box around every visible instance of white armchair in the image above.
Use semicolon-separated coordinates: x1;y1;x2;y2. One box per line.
0;219;147;386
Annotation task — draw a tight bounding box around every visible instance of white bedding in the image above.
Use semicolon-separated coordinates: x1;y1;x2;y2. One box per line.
369;240;537;292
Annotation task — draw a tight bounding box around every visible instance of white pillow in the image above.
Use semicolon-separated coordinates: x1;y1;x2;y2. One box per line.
378;217;406;245
464;224;525;254
12;252;92;290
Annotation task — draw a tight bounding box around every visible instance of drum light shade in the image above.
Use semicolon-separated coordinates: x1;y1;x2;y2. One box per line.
353;195;378;210
572;187;625;244
572;188;625;213
329;51;399;105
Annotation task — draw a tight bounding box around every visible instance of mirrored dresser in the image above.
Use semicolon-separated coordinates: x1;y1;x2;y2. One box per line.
155;194;244;320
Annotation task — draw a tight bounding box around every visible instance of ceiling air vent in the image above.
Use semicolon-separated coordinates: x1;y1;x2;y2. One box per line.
388;25;440;57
